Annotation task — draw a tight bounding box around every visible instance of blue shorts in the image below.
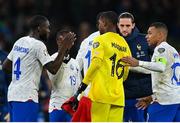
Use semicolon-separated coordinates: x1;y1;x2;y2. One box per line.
124;99;146;122
49;109;71;122
9;101;39;122
147;102;180;122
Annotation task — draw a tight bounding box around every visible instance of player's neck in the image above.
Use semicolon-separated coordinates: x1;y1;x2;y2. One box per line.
29;32;41;41
157;38;166;46
106;27;117;33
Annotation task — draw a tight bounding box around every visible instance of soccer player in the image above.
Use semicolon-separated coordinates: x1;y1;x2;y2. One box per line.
2;15;76;122
76;31;100;96
48;30;81;122
117;12;152;121
122;22;180;122
67;31;100;122
73;11;131;122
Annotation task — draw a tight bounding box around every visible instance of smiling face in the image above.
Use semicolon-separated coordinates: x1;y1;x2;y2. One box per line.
117;18;135;37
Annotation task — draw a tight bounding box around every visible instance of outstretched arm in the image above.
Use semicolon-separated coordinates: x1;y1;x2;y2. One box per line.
122;56;166;73
83;57;102;84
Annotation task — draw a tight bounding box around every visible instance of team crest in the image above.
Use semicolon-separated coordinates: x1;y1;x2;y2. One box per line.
137;44;141;51
158;48;165;53
93;42;100;49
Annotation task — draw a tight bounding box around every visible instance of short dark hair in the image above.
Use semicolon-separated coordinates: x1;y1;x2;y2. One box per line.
29;15;48;30
150;22;168;34
118;12;135;23
97;11;118;25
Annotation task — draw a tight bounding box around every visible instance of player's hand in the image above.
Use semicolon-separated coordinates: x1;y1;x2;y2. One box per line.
57;32;76;51
72;95;79;111
136;96;152;110
71;82;87;111
121;56;139;67
135;99;147;110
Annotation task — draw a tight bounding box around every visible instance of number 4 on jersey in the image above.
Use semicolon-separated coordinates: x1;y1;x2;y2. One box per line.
14;57;21;80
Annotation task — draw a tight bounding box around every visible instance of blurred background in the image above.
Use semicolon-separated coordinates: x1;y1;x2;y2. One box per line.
0;0;180;54
0;0;180;121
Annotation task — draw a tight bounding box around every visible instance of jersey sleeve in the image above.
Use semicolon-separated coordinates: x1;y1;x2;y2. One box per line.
83;57;102;85
154;47;168;65
123;65;129;81
82;36;104;84
91;36;104;60
130;66;151;74
36;42;53;66
123;40;132;81
139;47;167;72
123;58;130;81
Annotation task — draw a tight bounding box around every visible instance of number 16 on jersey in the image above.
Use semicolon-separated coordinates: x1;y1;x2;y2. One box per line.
109;53;124;79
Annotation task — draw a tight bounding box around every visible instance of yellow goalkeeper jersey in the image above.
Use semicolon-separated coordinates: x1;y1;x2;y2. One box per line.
83;32;131;106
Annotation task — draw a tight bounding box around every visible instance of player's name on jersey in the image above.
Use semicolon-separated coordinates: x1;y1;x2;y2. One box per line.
14;45;29;54
111;42;127;52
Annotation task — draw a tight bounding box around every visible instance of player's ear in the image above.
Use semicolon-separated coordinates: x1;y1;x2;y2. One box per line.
132;23;135;29
103;19;107;27
117;22;119;27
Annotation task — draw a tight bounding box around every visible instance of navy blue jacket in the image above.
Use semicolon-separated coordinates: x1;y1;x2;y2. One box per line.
122;27;153;99
0;50;10;117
